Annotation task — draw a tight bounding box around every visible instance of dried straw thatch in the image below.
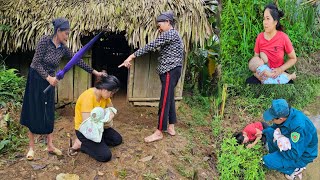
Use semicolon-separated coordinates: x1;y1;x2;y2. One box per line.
0;0;213;53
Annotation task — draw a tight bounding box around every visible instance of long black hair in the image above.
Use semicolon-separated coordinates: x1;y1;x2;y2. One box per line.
233;132;245;145
264;3;285;31
95;75;120;92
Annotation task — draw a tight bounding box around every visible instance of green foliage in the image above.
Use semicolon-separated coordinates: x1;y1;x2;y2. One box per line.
175;163;194;178
184;0;220;96
118;169;127;179
185;45;219;96
0;61;26;107
0;57;27;155
217;136;266;180
0;113;28;155
220;0;266;88
184;94;211;113
280;0;320;56
238;76;320;116
183;95;212;127
211;115;222;137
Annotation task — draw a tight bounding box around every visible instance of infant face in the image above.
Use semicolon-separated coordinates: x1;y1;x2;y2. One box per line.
249;57;265;72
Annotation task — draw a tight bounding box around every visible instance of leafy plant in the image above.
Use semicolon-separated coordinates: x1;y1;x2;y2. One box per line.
0;58;27;155
0;113;28;155
0;60;26;108
118;169;127;179
217;136;266;180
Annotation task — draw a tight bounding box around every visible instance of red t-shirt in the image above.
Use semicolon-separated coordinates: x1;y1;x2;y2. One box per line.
254;31;294;68
243;122;263;141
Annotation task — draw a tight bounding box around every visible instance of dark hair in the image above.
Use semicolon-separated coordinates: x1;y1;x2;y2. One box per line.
264;3;285;31
95;75;120;92
233;132;244;145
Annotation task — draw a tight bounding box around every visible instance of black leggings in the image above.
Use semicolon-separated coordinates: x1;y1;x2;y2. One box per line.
158;67;181;131
261;122;269;144
76;128;122;162
245;75;294;84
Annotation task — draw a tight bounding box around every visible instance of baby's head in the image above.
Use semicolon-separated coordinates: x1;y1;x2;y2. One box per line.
248;57;264;72
233;132;249;145
91;107;105;121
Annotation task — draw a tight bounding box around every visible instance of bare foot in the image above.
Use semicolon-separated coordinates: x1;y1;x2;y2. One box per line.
290;72;297;80
71;138;82;150
167;124;176;136
144;130;163;143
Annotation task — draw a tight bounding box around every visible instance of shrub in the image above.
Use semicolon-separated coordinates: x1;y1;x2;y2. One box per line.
0;62;25;107
217;136;266;180
0;59;27;155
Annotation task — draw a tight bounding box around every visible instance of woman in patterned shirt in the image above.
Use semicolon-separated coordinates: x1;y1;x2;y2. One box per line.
20;18;105;160
119;11;184;143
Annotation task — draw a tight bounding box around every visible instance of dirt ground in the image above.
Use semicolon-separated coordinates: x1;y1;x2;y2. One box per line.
0;95;217;180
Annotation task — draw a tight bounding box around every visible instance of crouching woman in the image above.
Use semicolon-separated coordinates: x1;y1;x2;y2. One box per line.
69;75;122;162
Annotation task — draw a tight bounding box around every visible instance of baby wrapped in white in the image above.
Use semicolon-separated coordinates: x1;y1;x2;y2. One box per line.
273;128;291;152
79;107;117;143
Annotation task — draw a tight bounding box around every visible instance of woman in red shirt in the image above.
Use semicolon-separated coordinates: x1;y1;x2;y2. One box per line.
234;122;269;148
246;3;297;84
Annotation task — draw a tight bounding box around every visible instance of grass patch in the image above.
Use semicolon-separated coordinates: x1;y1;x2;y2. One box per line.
175;163;194;178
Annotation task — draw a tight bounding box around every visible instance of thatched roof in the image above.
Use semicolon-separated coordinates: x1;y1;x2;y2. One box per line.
0;0;213;54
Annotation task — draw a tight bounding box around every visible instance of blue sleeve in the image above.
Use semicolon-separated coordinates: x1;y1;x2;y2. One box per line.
280;127;309;160
263;127;278;147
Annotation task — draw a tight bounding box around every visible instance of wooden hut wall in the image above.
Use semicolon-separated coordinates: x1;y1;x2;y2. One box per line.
128;52;184;106
56;51;92;104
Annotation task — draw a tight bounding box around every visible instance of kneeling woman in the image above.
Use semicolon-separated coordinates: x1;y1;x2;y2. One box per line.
70;75;122;162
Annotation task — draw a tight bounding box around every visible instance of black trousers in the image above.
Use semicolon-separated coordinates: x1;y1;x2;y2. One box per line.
75;128;122;162
245;75;294;84
158;67;182;131
261;122;269;144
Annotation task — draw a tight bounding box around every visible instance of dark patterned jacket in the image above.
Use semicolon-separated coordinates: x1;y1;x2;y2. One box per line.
30;35;93;79
134;29;184;74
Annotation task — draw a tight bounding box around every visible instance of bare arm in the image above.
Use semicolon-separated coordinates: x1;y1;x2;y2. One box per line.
272;50;297;78
107;102;113;108
119;30;175;68
247;129;262;148
81;112;90;121
281;50;297;71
